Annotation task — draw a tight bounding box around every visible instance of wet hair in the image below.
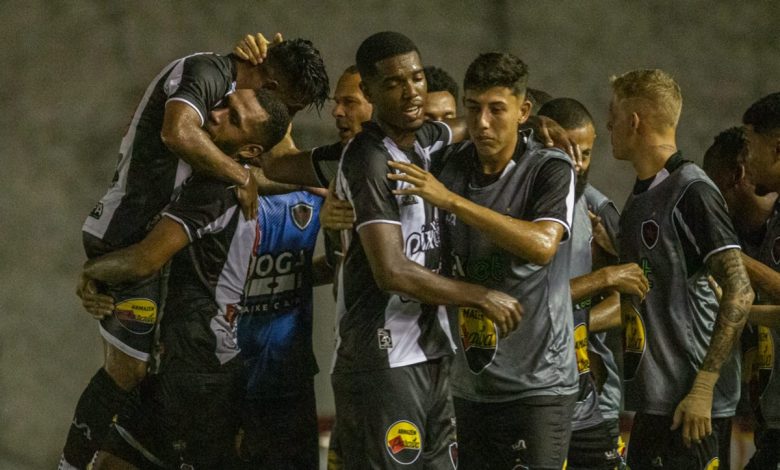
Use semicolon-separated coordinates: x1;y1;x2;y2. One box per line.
610;69;682;129
743;92;780;135
424;66;459;102
355;31;420;81
253;89;290;149
463;52;528;97
538;98;594;130
527;87;553;109
702;127;748;181
265;38;330;111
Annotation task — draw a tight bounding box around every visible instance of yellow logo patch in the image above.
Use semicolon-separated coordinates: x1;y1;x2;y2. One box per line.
458;307;498;373
385;420;421;465
574;323;590;373
704;457;719;469
623;301;646;380
114;298;157;334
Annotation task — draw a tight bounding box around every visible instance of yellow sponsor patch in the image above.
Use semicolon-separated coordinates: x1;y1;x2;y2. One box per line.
623;301;646;380
385;420;421;465
574;323;590;373
114;298;157;334
704;457;719;469
459;307;497;350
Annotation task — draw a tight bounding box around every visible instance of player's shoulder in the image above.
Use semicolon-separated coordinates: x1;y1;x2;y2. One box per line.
341;122;392;164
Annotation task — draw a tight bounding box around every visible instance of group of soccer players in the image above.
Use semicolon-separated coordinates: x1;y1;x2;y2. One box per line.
58;28;780;470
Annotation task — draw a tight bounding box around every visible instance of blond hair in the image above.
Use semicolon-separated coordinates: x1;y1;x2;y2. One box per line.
610;69;682;130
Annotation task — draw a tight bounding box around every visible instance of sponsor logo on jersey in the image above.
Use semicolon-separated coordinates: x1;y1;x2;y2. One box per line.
574;323;590;374
405;219;440;257
459;307;498;373
448;442;458;469
291;203;314;230
451;253;506;283
704;457;719;469
748;326;774;403
400;194;419;206
114;298;157;334
385;420;421;464
244;250;307;315
641;219;659;249
623;301;646;381
772;236;780;265
89;202;103;219
377;328;393;350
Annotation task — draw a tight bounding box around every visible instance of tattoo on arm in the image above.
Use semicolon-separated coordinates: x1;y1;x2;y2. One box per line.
701;248;754;373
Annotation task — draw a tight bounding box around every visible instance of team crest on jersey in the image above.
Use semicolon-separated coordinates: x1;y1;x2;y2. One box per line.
377;328;393;350
89;202;103;219
641;219;659;249
449;442;458;469
458;307;498;373
385;420;422;464
771;236;780;265
291;203;314;230
114;298;157;334
574;323;590;374
400;194;419;206
623;301;646;381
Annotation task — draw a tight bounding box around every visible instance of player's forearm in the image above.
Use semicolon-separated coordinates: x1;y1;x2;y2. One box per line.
445;194;561;265
259;145;321;187
83;247;157;285
748;305;780;329
570;270;610;304
700;249;753;375
742;252;780;303
163;125;249;186
588;292;621;333
250;167;302;195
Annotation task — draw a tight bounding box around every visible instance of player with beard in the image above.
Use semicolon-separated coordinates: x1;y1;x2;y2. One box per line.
423;66;458;122
389;52;578;469
63;36;329;470
539;97;647;469
609;69;753;470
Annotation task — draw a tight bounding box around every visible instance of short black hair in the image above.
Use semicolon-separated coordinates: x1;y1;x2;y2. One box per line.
702;127;748;181
356;31;420;81
266;38;330;111
538;98;594;130
424;66;458;102
527;87;553;109
463;52;528;96
253;89;290;150
743;92;780;135
342;64;360;76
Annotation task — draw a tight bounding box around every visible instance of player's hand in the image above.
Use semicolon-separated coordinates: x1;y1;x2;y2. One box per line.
305;186;329;198
601;263;649;299
589;210;618;256
233;32;283;65
76;273;114;320
387;160;456;210
671;371;718;447
708;276;723;302
476;289;523;338
527;115;577;161
320;184;354;230
236;169;259;220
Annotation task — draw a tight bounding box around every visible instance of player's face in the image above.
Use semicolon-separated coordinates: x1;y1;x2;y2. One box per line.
205;90;268;154
607;94;633;161
331;71;373;144
745;125;780;195
362;52;427;140
425;91;457;122
464;86;530;161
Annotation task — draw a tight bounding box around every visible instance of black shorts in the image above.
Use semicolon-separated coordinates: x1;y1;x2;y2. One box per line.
84;232;164;362
746;427;780;469
332;358;456;469
567;419;621;470
626;413;729;470
234;379;319;470
453;392;577;470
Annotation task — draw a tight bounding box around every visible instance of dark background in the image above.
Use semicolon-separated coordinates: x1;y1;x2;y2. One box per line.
1;1;777;467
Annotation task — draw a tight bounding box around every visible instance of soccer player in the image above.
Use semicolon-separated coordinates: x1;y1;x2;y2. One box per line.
62;37;329;470
389;52;578;469
79;89;291;469
539;97;645;469
609;69;753;469
423;66;458;121
331;32;526;469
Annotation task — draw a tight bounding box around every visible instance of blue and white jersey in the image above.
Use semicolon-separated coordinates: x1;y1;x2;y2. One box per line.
238;191;323;397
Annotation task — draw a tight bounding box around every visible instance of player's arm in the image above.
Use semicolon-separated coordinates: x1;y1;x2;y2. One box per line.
249;166;303;195
83;217;189;285
587;291;622;332
741;252;780;303
570;263;649;304
161;101;258;217
359;223;522;336
388;158;571;266
311;255;333;287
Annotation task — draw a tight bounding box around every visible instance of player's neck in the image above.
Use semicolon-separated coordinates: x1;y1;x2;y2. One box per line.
632;132;677;180
234;59;264;90
377;119;418;149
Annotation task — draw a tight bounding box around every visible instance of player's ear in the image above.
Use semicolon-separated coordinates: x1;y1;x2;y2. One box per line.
262;79;279;91
238;144;264;160
630;112;640;132
518;97;532;124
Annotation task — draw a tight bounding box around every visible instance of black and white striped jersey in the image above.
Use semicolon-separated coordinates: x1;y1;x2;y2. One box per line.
161;173;256;366
83;53;236;249
332;120;456;374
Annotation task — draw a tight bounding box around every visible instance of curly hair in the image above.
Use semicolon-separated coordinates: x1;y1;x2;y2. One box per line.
463;52;528;97
743;92;780;135
702;127;748;181
424;66;458;102
266;38;330;111
538;97;594;130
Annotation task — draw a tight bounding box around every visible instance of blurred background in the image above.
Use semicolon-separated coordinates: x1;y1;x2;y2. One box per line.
1;1;777;468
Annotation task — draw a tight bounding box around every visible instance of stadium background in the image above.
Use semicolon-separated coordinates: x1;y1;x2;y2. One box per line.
1;1;777;468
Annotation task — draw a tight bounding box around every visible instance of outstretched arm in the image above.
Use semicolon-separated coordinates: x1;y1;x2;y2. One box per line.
741;252;780;303
360;223;522;336
570;263;649;304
